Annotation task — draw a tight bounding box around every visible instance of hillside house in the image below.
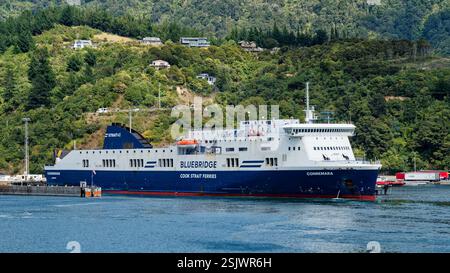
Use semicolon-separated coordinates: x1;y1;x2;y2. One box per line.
196;73;216;85
367;0;382;5
180;37;210;48
73;40;93;49
142;37;163;46
150;60;171;69
239;41;264;52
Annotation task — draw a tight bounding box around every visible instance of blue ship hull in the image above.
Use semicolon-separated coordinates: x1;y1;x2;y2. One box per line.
45;169;379;201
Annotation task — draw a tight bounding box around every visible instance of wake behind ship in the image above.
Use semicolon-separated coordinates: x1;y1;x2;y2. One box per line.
45;90;381;201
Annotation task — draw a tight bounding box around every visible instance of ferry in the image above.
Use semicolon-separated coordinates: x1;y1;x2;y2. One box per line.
45;88;382;201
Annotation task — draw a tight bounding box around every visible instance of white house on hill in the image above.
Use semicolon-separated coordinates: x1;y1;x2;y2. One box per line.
238;41;264;52
142;37;163;46
367;0;382;5
150;60;171;69
197;73;216;85
73;40;93;49
180;37;210;48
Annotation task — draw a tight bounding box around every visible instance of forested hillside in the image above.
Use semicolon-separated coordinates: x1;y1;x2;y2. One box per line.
0;5;449;175
1;0;450;54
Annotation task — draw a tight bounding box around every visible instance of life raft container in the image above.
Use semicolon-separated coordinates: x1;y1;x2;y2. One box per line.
176;139;198;148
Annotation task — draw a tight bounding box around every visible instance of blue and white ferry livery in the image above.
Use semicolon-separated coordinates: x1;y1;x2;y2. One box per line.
45;103;382;201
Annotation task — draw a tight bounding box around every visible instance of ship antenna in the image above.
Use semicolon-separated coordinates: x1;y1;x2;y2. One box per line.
306;82;310;114
304;82;315;124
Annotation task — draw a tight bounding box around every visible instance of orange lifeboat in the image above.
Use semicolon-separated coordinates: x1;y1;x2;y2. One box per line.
176;139;198;148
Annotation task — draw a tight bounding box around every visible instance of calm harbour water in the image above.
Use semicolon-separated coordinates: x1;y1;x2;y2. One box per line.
1;185;450;253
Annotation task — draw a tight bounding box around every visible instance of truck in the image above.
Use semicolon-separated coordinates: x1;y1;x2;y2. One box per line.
404;172;440;182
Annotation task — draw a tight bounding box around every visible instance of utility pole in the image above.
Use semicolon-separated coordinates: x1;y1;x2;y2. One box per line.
22;118;31;180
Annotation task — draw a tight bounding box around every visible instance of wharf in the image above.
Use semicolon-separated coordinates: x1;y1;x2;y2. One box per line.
0;184;101;198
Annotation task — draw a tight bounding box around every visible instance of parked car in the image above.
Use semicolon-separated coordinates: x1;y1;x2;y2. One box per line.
96;108;109;114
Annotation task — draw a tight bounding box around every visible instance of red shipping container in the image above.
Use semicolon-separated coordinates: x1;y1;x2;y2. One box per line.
396;172;405;180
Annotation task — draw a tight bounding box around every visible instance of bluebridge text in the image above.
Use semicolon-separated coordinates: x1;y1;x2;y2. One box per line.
180;161;217;168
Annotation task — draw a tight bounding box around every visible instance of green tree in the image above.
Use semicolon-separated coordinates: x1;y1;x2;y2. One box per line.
67;55;83;72
84;49;97;66
2;66;17;112
16;31;35;53
354;116;392;159
60;6;77;26
27;47;56;109
0;37;6;53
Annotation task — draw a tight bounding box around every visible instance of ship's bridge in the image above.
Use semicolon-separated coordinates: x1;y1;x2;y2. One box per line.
283;123;355;138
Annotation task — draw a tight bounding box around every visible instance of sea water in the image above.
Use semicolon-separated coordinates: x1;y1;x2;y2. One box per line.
0;185;450;253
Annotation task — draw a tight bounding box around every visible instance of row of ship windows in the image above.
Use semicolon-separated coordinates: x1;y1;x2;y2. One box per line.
226;147;272;152
292;128;352;133
314;146;350;151
104;159;116;168
226;158;278;167
203;138;276;143
130;159;144;168
226;158;239;167
266;157;278;166
80;149;173;154
288;147;301;151
159;159;174;168
82;159;89;167
83;157;280;168
81;159;174;168
225;147;248;152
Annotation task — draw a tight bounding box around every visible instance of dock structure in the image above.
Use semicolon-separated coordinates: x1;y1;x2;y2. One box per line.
0;184;101;198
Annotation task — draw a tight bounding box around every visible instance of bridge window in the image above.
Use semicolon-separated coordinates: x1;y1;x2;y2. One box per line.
239;147;247;152
226;147;235;152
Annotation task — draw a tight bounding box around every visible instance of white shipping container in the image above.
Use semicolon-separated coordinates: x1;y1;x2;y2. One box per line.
405;172;440;181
